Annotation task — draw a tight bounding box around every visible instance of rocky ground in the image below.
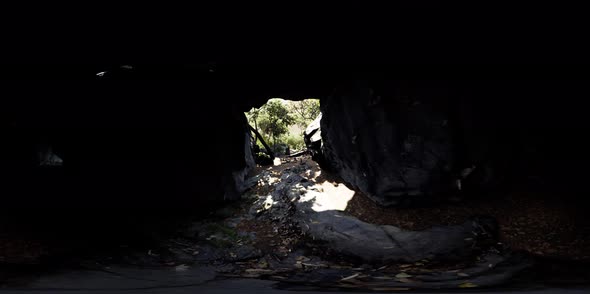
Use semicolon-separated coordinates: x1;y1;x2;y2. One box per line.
1;155;590;290
345;175;590;261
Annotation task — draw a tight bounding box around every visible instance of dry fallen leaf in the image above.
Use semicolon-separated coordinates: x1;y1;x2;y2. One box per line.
457;272;470;277
395;272;413;278
341;273;360;281
458;282;478;288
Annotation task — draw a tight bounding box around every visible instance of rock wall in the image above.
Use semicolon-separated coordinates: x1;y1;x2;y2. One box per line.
320;81;455;206
0;73;256;216
319;80;590;206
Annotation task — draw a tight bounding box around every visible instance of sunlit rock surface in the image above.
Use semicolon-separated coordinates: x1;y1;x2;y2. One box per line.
251;165;497;263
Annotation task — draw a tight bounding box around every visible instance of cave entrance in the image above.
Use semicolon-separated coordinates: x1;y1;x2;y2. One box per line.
243;98;356;212
245;98;319;162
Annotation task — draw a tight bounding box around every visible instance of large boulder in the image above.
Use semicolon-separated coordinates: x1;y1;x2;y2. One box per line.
304;113;324;163
317;80;590;206
319;82;456;206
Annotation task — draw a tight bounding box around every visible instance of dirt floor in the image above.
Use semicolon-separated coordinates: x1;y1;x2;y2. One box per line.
236;155;590;288
249;155;590;261
280;158;590;262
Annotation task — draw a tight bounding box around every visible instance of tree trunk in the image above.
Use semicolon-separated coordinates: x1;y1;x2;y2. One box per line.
252;119;258;145
249;125;274;159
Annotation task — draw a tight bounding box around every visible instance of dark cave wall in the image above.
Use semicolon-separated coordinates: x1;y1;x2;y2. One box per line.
0;77;256;215
319;79;590;206
320;81;455;206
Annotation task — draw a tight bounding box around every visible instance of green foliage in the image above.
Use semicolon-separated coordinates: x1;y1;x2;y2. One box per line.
290;99;320;121
258;99;295;145
271;143;288;155
246;98;320;152
256;152;271;160
246;107;261;127
285;133;305;151
255;152;273;165
202;223;239;248
287;99;320;135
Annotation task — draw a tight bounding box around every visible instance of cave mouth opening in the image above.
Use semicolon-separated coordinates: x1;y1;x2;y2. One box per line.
245;98;320;162
244;97;356;212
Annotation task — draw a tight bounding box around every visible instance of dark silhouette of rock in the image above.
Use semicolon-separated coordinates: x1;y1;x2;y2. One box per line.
318;82;455;206
304;114;332;170
315;80;590;206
